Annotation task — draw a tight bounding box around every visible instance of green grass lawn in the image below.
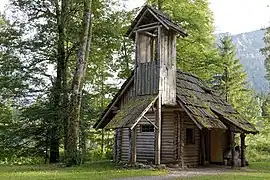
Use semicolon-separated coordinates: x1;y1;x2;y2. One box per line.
1;161;270;180
0;161;166;180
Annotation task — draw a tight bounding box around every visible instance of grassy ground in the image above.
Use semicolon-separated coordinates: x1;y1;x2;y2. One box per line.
177;162;270;180
0;161;166;180
1;161;270;180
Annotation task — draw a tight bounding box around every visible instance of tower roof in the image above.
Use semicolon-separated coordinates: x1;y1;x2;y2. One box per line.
126;5;188;38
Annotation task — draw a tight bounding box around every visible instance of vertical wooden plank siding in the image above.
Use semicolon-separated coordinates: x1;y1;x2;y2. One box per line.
134;32;160;96
159;29;177;105
135;61;159;96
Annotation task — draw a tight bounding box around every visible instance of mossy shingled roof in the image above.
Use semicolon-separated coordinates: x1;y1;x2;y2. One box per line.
176;69;257;133
105;95;158;129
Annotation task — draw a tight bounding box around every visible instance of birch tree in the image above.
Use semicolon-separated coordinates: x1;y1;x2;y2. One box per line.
65;0;93;166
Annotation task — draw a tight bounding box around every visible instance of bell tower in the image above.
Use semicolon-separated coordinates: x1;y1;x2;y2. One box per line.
127;5;187;105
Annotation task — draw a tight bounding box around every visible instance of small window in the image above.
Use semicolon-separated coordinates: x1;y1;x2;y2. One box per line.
186;128;195;144
141;124;155;132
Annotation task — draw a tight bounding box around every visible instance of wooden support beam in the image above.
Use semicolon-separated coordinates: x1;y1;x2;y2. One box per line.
142;31;157;38
136;25;159;33
114;128;119;163
136;22;160;29
143;115;158;129
132;127;137;164
119;128;122;162
155;96;161;165
148;9;169;30
128;9;148;37
231;131;235;168
201;130;206;166
241;133;246;167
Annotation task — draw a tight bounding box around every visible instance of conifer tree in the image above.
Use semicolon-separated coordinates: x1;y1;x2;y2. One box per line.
215;35;260;123
214;36;247;103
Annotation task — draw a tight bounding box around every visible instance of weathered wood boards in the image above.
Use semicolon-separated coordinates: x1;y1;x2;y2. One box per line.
241;133;246;167
134;26;177;106
155;96;161;165
159;28;177;106
231;131;236;168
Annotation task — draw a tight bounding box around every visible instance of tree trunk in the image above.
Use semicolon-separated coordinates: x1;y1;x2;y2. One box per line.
65;0;92;166
49;0;68;163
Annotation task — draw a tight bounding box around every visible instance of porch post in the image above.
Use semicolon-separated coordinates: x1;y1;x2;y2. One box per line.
114;128;119;163
230;131;235;168
155;97;161;165
200;129;206;166
241;133;246;167
131;126;137;164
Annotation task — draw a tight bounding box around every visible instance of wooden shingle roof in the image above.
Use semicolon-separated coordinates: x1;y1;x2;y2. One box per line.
176;70;258;134
127;5;188;38
95;69;257;134
105;95;158;129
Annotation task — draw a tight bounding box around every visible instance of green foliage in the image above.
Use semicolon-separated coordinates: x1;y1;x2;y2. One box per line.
148;0;220;80
247;95;270;162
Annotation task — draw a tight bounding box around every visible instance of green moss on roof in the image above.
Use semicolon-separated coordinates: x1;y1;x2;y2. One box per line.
176;69;257;133
105;95;158;129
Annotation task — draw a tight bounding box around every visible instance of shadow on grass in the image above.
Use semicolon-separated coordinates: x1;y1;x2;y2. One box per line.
0;161;167;180
0;160;115;173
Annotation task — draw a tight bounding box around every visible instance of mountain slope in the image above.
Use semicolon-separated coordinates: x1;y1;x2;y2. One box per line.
217;30;268;93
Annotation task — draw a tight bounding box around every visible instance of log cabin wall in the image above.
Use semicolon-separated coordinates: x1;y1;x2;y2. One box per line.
161;109;178;163
118;111;156;162
120;127;129;161
136;111;156;162
181;112;201;167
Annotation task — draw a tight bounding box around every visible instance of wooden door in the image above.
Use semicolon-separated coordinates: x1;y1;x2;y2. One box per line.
210;130;226;163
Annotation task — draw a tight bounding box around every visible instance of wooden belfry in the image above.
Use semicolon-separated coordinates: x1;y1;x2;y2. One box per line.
127;6;187;164
127;5;187;105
